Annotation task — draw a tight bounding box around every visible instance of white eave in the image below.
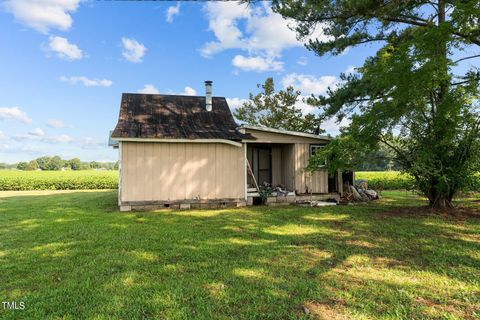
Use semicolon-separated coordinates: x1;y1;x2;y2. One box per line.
111;137;243;147
239;125;331;140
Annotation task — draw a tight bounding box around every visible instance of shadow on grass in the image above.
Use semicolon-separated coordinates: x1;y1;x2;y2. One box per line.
0;190;479;319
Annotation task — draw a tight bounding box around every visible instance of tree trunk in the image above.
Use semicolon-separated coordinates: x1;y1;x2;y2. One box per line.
427;189;454;209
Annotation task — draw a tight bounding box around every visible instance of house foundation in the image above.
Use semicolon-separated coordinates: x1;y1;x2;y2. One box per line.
119;199;247;211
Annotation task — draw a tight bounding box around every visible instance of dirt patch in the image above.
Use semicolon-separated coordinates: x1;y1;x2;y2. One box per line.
415;296;479;319
302;301;352;320
372;257;403;268
346;239;377;249
381;206;480;219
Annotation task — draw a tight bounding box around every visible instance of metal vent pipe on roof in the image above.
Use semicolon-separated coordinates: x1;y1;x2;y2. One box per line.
205;80;212;111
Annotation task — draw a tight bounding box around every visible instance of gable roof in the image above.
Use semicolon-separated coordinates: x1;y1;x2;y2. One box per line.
111;93;254;141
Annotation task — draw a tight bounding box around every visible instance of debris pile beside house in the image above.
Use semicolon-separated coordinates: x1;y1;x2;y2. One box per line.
341;179;380;204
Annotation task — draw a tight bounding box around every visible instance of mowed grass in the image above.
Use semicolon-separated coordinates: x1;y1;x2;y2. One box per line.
0;191;479;319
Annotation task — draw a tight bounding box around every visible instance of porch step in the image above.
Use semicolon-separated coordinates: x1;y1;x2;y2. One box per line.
247;188;258;192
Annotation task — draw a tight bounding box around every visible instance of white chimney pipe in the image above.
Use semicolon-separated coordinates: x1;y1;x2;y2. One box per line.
205;80;212;111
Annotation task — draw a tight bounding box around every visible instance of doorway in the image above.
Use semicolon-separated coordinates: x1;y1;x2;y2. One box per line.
251;146;272;185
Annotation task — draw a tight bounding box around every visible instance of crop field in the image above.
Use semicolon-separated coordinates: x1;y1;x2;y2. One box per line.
357;171;480;191
0;170;118;191
0;170;478;192
356;171;414;190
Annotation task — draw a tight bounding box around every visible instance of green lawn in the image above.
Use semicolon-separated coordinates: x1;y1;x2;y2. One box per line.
0;191;479;319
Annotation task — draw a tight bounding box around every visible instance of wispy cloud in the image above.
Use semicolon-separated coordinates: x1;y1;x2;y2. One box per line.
166;3;180;23
48;36;83;60
28;128;44;137
0;107;32;124
47;119;69;128
297;56;308;66
60;76;112;87
43;134;73;143
3;0;81;33
121;37;146;63
79;137;106;150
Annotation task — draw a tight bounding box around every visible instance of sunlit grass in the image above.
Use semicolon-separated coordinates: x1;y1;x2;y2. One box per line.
0;190;478;319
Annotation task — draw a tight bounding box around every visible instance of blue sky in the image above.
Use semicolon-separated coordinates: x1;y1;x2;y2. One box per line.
0;1;377;163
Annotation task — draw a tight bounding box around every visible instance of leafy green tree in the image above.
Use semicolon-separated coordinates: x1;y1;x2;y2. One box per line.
80;162;91;170
26;160;39;171
114;161;119;170
69;158;82;170
273;0;480;208
35;156;51;170
45;156;65;171
16;162;28;170
234;77;323;134
89;161;100;169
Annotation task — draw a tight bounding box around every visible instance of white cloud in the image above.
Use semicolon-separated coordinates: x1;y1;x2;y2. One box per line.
28;128;45;137
344;65;356;75
282;73;337;95
44;134;73;143
0;107;32;124
137;85;197;96
226;97;247;111
0;143;8;152
181;86;197;96
60;76;112;87
232;55;283;72
320;117;351;136
166;2;180;23
48;36;83;60
138;84;160;94
20;145;42;153
201;2;250;57
0;130;5;140
297;56;308;66
121;37;146;63
3;0;81;33
13;127;45;141
47;119;68;128
78;137;105;149
201;2;330;72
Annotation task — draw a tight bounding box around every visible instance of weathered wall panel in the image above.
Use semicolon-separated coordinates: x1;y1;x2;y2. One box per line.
281;144;295;190
293;143;328;194
121;142;245;202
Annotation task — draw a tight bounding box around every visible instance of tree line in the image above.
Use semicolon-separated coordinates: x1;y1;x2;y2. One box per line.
3;156;119;171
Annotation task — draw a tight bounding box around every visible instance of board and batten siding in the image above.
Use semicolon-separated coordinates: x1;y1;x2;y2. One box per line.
294;143;328;194
120;142;245;202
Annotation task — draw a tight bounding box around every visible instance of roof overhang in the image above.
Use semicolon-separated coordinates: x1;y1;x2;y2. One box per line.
239;125;331;141
108;131;119;149
112;137;243;148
